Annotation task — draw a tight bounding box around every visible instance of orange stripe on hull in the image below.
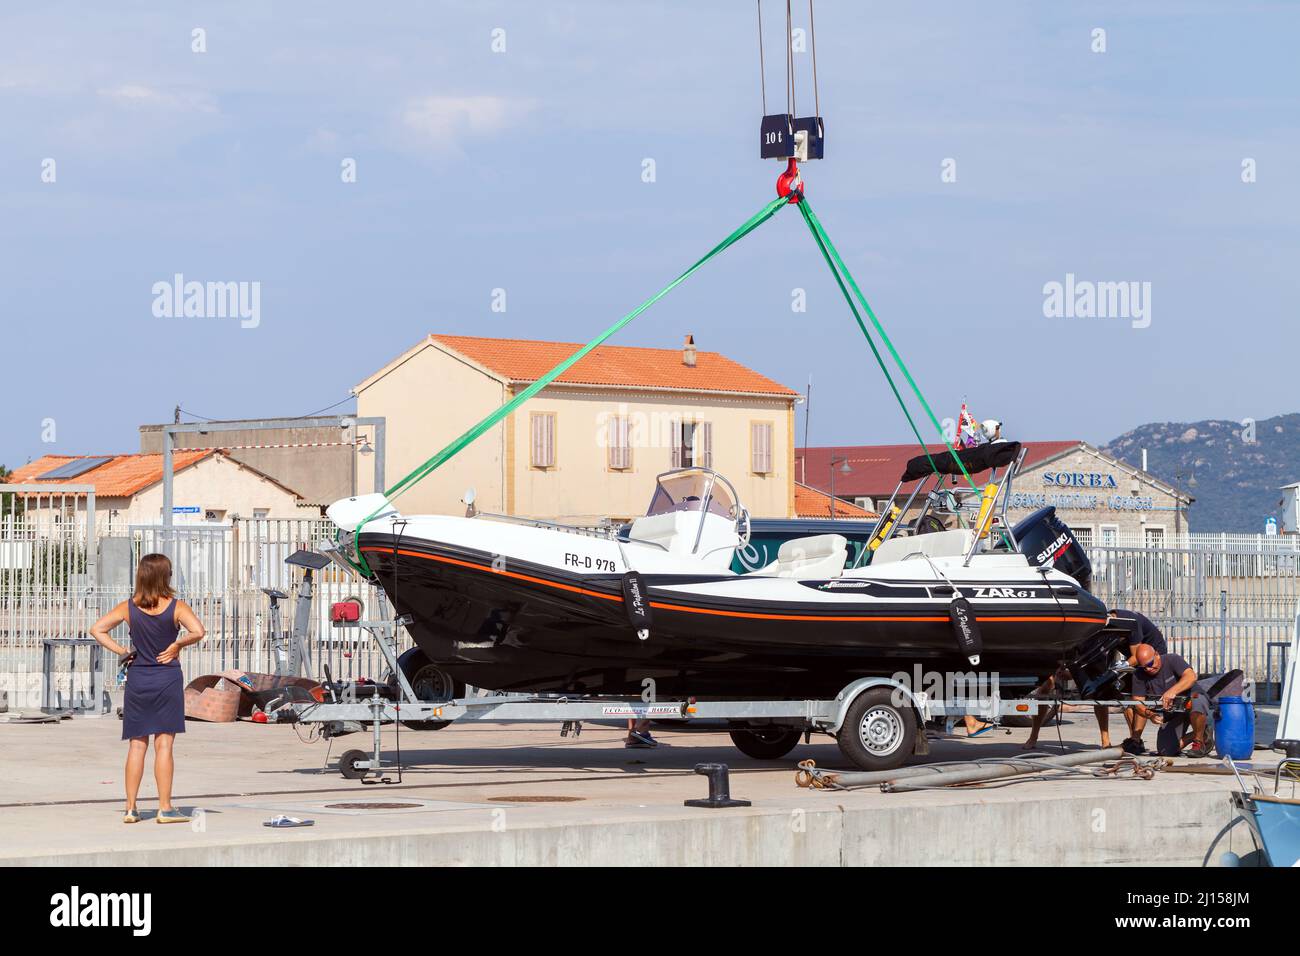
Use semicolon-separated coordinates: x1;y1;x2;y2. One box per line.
361;546;1103;626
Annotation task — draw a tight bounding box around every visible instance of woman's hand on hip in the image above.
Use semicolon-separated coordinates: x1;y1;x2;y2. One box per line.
156;642;182;664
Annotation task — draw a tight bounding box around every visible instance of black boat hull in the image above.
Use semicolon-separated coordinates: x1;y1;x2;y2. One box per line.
360;535;1109;698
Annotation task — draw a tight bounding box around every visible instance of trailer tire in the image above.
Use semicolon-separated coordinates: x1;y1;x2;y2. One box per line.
836;687;914;771
729;727;803;760
396;648;464;731
339;749;368;779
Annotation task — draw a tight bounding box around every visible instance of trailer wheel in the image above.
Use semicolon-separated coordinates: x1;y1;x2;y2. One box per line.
729;727;803;760
339;749;368;779
836;688;914;771
396;648;464;731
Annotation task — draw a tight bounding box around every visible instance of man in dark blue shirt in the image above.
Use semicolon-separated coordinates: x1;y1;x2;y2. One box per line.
1106;609;1169;752
1129;645;1210;757
1109;608;1168;657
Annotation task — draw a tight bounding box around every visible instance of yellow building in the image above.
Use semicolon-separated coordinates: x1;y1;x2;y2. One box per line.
353;334;802;523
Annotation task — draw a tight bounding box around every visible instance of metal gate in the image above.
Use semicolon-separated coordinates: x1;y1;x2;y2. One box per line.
126;519;400;684
0;484;99;710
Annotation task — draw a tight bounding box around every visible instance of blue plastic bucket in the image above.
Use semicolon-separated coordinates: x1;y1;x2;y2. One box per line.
1214;696;1255;760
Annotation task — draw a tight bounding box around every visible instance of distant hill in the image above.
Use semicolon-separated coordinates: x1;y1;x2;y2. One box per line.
1101;414;1300;533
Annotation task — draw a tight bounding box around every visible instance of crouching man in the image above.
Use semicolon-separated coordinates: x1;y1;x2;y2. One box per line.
1129;645;1212;758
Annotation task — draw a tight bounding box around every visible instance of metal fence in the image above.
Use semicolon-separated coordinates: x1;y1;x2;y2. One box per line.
1;484;99;710
4;499;1298;710
124;520;403;689
1;511;404;711
1091;542;1300;687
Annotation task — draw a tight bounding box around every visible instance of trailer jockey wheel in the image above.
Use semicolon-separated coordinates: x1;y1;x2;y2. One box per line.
339;749;368;780
837;688;915;771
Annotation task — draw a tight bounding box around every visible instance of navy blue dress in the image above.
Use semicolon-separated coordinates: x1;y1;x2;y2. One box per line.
121;598;186;739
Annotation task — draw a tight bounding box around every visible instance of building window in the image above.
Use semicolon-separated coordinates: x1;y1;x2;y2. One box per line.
1069;526;1093;550
253;508;270;520
1099;524;1118;547
530;413;556;469
672;420;712;468
1144;526;1166;548
607;415;632;471
750;421;774;475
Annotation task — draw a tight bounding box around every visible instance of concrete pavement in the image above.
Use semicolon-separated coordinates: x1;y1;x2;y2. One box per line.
0;710;1283;866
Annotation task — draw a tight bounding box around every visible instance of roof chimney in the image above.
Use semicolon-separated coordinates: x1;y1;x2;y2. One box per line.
682;334;696;368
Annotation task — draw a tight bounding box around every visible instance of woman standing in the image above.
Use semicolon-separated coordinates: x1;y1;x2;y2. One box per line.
90;553;206;823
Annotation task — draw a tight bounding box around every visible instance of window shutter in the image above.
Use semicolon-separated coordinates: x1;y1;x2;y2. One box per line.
752;422;772;474
700;421;713;468
608;416;630;470
532;414;555;468
671;419;683;468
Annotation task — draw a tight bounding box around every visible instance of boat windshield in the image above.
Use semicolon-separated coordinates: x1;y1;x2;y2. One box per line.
645;469;737;519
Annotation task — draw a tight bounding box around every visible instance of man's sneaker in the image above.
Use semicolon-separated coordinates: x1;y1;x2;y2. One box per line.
625;731;657;749
1184;743;1211;759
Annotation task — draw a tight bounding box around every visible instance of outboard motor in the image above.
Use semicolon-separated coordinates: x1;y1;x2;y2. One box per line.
1013;506;1092;592
1065;628;1133;699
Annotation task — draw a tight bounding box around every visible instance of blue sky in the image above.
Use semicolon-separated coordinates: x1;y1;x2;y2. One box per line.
2;1;1297;469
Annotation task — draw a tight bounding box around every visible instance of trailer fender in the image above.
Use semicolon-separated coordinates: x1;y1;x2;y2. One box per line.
824;677;929;739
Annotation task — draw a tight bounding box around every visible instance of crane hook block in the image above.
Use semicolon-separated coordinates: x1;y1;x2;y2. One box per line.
761;113;824;162
793;116;825;160
760;113;796;159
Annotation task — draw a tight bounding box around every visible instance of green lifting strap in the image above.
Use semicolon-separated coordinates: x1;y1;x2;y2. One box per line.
796;200;940;477
797;197;978;491
349;193;791;576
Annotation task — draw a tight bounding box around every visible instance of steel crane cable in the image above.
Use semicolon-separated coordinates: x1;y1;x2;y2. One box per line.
808;0;819;119
757;0;767;114
785;0;796;117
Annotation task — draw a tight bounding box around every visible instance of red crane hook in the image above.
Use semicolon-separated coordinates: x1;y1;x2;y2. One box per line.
776;158;803;203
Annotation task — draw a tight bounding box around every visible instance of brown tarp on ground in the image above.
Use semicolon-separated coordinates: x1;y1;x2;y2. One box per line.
184;671;321;721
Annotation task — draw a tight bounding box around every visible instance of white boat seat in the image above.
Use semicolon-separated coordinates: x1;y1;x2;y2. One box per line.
872;529;973;565
755;533;847;579
627;511;689;552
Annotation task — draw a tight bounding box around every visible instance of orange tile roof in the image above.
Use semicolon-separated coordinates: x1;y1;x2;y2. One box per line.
431;334;799;397
794;482;878;520
10;451;216;498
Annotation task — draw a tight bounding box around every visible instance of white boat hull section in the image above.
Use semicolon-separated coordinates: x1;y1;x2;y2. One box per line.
359;513;726;576
358;513;1086;608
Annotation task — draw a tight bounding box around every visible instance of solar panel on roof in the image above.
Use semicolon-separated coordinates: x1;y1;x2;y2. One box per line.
36;457;113;480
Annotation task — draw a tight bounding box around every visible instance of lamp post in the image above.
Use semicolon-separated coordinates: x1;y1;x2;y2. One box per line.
829;453;852;518
1174;472;1196;537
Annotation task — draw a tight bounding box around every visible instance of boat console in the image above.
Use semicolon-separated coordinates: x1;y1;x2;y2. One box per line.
626;468;750;569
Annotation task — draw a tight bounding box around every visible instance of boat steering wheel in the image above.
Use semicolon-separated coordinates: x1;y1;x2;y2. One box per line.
736;507;752;549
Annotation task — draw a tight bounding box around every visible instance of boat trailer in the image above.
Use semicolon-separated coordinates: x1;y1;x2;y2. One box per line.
263;614;1150;783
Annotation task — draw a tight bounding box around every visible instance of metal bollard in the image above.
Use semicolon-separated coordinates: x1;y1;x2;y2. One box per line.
684;762;751;808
